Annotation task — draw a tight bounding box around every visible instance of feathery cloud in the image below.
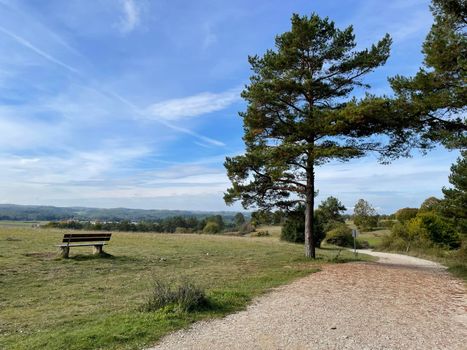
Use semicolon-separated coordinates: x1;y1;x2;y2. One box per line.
0;25;80;73
147;89;241;121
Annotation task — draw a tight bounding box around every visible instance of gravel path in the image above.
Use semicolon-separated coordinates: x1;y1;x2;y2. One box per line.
147;252;467;350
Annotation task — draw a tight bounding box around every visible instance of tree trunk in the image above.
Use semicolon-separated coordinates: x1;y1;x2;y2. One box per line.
304;165;315;258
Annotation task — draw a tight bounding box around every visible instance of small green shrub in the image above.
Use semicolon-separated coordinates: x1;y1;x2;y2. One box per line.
253;230;270;237
323;219;343;233
378;219;396;229
395;208;419;223
238;222;255;235
203;221;220;234
381;212;462;251
141;278;208;312
325;224;353;247
380;234;410;251
175;227;193;233
354;215;378;231
356;239;370;249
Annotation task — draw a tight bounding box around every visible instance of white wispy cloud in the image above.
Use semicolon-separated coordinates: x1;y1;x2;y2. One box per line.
0;21;226;147
159;120;226;147
0;0;84;58
119;0;141;33
147;88;241;121
107;90;226;146
314;151;460;213
0;25;80;74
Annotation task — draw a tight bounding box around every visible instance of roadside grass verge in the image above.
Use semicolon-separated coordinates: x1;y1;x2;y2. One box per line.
0;227;365;350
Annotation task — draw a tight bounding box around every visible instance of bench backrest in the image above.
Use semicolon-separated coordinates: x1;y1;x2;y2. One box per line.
62;233;112;244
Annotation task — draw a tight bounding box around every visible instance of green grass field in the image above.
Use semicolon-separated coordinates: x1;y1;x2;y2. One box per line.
0;221;46;228
357;229;391;248
0;227;366;350
254;225;282;237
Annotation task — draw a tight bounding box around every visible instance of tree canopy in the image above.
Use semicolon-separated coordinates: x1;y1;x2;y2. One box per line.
389;0;466;149
317;196;347;224
353;199;378;230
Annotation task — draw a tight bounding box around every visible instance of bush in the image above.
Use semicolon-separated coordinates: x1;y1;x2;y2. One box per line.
378;219;396;229
407;212;461;249
324;224;353;247
253;230;270;237
175;227;193;233
380;234;410;251
238;222;255;235
356;239;370;249
203;221;220;234
322;219;343;233
395;208;419;223
419;196;442;212
354;215;378;231
141;278;208;312
280;208;325;247
281;218;304;243
381;213;462;251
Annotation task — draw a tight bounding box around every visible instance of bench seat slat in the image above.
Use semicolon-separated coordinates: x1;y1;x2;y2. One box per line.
63;233;111;238
62;237;111;243
57;243;108;247
63;232;112;236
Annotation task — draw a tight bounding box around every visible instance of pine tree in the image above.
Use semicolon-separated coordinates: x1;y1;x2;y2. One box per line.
224;14;393;258
442;151;467;233
389;0;466;149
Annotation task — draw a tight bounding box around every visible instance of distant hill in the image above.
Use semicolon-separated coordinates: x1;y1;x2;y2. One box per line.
0;204;244;222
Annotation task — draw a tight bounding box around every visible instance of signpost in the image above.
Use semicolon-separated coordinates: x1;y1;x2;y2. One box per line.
352;229;358;257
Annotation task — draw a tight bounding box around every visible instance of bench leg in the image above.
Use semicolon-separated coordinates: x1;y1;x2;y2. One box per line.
60;246;69;258
93;245;103;255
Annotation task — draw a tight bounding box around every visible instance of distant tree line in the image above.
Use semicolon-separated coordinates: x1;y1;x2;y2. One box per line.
0;204;244;223
43;213;251;234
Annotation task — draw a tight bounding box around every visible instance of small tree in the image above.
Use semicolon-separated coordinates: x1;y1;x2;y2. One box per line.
203;221;220;234
224;13;394;258
395;208;419;223
441;151;467;233
206;215;225;231
317;196;347;231
251;210;273;226
234;213;246;228
419;196;442;212
353;199;377;230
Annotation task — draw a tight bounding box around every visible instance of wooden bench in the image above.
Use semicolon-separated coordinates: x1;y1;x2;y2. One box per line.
57;232;112;258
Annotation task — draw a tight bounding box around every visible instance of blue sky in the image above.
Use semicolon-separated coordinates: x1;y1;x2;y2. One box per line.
0;0;460;213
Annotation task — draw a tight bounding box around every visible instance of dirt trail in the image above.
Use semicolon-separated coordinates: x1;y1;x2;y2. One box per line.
355;249;447;269
148;252;467;350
